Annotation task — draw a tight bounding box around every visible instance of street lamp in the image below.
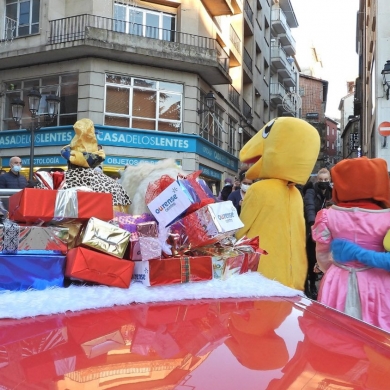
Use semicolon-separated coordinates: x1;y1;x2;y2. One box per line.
11;89;60;181
197;91;216;114
381;60;390;100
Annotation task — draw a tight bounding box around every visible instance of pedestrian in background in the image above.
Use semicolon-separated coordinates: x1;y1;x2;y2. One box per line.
303;168;332;299
218;177;234;201
0;156;28;189
228;169;253;215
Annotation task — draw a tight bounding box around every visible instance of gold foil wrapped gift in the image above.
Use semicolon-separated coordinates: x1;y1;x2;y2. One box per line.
194;246;245;281
80;217;130;258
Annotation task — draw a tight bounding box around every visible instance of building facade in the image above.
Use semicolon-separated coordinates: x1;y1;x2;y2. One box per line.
0;0;300;190
299;73;328;172
356;0;390;163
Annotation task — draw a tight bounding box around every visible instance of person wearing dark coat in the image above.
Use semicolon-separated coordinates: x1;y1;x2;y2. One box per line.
219;177;234;201
0;156;28;189
228;170;253;215
303;168;332;299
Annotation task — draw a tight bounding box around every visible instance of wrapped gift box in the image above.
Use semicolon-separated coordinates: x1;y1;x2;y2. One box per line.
9;188;113;223
194;247;245;280
132;256;212;286
65;247;134;288
136;221;161;261
114;212;156;232
170;201;244;250
146;180;194;227
0;252;66;291
79;217;130;259
0;221;68;254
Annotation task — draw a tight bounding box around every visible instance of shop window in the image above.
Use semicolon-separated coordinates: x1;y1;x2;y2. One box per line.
2;73;78;130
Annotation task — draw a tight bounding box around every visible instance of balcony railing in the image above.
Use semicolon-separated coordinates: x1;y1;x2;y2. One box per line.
229;25;241;54
48;14;229;72
228;85;240;109
2;17;17;42
244;0;253;25
243;48;252;71
243;99;252;119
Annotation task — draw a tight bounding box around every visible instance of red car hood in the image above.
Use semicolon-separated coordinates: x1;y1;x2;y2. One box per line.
0;296;390;389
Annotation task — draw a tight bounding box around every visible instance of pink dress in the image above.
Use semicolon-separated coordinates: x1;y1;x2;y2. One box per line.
312;205;390;332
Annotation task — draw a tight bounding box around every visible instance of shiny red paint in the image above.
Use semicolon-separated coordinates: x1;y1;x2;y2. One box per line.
1;296;390;389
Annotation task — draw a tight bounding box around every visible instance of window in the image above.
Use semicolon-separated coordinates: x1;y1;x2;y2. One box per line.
327;125;329;136
2;73;78;130
199;91;224;148
5;0;40;38
227;117;237;156
105;74;183;132
114;2;175;42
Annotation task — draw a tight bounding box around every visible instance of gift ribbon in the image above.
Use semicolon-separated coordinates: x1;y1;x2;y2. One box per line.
180;256;191;283
54;189;79;220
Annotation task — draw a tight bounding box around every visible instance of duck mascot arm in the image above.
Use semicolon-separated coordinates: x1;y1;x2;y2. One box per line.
236;118;320;290
331;237;390;271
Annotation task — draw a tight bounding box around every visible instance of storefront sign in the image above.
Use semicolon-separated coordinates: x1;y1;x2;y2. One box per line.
104;156;181;167
2;155;67;167
199;164;222;180
0;126;238;170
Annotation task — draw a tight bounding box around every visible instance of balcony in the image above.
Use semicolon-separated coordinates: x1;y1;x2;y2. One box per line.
271;43;288;69
228;85;240;109
243;48;253;83
229;25;241;67
270;83;287;105
271;8;288;35
201;0;234;16
0;15;231;85
278;30;296;56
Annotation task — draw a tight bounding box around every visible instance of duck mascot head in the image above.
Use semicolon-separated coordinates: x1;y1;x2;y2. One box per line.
236;117;320;291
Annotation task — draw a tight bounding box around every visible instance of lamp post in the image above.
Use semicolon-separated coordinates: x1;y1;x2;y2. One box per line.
11;89;60;181
197;91;216;114
381;60;390;100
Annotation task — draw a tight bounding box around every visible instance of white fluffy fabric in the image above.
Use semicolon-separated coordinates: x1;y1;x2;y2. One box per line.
0;272;302;319
120;158;185;215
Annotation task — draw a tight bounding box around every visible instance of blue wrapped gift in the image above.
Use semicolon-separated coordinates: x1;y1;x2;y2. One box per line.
0;251;66;291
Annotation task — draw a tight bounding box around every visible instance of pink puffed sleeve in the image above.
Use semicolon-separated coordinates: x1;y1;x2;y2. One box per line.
311;209;332;253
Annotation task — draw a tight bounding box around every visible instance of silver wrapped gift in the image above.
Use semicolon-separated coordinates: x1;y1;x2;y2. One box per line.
0;220;69;254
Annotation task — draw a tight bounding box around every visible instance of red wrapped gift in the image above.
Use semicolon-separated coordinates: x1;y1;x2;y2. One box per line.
65;247;134;288
237;236;267;274
9;188;113;223
132;256;212;286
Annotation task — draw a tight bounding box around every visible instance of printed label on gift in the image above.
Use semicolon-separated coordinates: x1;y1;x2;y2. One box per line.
147;181;193;227
208;201;243;232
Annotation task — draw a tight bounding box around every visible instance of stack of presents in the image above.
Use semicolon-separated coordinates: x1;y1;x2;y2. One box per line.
0;170;265;291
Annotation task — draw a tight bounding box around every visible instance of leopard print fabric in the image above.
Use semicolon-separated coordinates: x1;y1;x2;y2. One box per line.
62;167;131;206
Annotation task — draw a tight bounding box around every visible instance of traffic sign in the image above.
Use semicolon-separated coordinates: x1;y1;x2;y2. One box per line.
378;121;390;136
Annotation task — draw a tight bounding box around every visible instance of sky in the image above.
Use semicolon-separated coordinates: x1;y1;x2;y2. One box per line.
290;0;359;119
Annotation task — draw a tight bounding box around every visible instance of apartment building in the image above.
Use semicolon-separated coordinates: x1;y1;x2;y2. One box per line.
356;0;390;162
0;0;299;189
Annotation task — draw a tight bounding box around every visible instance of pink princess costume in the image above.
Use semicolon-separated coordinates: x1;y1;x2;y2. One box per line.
312;206;390;332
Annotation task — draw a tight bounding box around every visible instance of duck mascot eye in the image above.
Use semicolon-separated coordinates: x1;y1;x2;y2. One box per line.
236;117;320;291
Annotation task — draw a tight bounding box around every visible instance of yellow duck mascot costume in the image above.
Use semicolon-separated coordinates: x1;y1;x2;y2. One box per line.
236;117;320;291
